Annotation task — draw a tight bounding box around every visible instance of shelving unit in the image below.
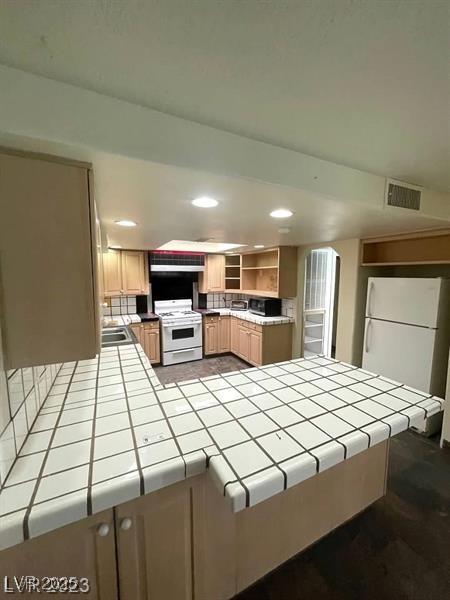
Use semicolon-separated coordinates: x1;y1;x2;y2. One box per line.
239;247;297;297
361;229;450;266
303;309;325;357
225;254;241;291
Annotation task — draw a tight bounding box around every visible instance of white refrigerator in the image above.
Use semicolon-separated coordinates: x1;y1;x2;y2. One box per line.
362;277;450;435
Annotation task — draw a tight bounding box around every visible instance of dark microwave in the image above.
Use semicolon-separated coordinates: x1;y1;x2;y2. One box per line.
248;297;281;317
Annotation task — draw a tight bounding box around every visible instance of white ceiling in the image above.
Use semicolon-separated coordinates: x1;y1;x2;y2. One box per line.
0;1;449;192
95;154;446;250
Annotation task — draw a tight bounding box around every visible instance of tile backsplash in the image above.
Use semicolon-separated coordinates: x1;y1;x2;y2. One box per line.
0;363;60;487
102;295;137;317
205;293;296;319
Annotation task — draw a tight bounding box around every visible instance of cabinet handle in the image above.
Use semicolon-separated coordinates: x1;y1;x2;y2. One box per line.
120;517;133;531
97;523;110;537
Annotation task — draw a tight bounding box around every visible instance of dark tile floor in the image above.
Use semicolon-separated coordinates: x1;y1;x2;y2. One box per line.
236;431;450;600
153;354;249;385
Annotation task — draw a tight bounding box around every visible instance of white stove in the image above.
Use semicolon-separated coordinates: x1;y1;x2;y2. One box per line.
154;299;203;365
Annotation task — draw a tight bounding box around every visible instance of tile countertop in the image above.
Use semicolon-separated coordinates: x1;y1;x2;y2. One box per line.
0;347;444;551
196;308;294;325
103;314;142;327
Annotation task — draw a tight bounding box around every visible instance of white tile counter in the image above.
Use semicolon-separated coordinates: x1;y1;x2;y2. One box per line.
0;344;444;551
200;308;294;325
102;314;141;327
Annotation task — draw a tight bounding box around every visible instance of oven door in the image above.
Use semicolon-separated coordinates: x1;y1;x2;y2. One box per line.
162;322;202;352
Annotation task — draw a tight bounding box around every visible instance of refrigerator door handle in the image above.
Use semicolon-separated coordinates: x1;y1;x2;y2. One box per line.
367;281;375;317
365;318;372;353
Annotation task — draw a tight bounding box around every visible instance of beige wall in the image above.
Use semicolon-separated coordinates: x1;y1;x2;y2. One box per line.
294;238;371;366
0;319;9;434
441;357;450;446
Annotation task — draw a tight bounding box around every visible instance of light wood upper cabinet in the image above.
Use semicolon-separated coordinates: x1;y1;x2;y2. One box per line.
0;149;99;369
199;248;297;298
241;247;297;298
103;249;122;296
121;251;148;294
198;254;225;293
102;250;149;296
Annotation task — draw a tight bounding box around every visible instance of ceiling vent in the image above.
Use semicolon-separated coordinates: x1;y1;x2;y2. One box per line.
385;179;422;211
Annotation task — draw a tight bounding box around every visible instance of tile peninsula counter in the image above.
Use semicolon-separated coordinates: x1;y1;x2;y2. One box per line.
0;342;444;599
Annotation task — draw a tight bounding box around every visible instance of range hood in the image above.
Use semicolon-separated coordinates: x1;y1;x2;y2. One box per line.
149;251;205;272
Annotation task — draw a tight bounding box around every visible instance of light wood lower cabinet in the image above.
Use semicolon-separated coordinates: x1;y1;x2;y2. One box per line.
211;316;292;366
0;442;388;600
115;478;198;600
218;316;231;352
130;321;160;364
204;317;219;355
249;330;262;365
204;315;232;356
0;510;118;599
231;317;239;354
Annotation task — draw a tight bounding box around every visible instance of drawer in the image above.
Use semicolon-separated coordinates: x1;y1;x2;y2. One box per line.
204;315;219;323
240;320;262;333
143;321;160;330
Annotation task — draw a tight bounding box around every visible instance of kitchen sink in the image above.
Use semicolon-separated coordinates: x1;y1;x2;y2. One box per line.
101;326;132;347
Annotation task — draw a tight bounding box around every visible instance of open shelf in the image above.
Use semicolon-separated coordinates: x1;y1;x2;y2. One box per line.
241;265;278;270
241;249;279;269
303;309;325;355
361;229;450;266
225;254;242;291
305;321;323;328
241;269;278;296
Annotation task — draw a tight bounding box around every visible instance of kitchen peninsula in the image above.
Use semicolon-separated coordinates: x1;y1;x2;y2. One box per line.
0;341;443;600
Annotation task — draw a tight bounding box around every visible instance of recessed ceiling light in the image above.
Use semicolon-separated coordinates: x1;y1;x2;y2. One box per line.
192;196;218;208
115;219;137;227
270;209;293;219
254;244;265;248
278;227;291;234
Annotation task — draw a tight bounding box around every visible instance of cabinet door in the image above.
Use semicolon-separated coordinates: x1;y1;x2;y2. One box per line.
204;322;219;355
121;251;148;295
0;510;117;599
219;316;231;353
115;480;195;600
208;254;225;291
238;326;250;361
249;330;262;366
231;318;239;354
0;151;98;369
103;249;122;296
143;327;160;364
130;323;143;345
